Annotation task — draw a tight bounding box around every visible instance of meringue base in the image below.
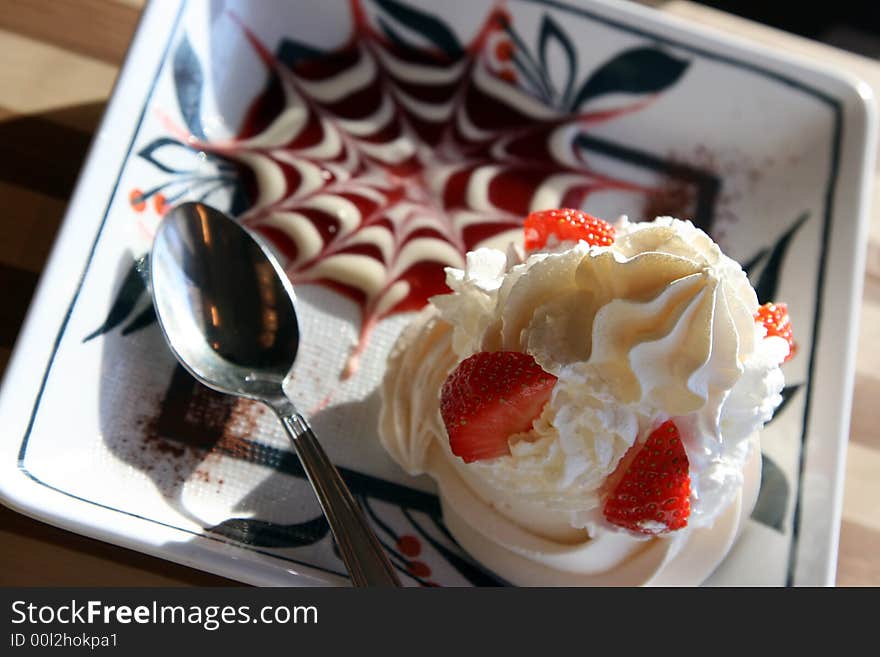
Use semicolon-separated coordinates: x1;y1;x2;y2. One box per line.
429;434;762;586
378;307;764;585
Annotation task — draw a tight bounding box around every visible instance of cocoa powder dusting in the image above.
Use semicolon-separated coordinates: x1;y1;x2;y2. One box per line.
640;146;768;248
210;399;263;461
129;364;275;494
642;176;696;221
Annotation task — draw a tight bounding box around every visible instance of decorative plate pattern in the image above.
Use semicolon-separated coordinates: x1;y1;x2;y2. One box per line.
1;0;873;586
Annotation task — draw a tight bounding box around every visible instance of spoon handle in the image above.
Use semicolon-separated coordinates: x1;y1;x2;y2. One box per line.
274;409;402;587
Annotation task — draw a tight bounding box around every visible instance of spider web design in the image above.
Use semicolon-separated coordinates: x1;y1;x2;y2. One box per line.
167;0;686;375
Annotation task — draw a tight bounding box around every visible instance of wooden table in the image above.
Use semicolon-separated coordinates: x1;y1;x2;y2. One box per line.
0;0;877;586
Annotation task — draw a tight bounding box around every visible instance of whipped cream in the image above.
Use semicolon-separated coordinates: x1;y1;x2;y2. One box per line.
379;217;786;584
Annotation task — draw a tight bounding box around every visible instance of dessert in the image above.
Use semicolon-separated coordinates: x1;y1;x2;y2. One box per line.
379;209;794;586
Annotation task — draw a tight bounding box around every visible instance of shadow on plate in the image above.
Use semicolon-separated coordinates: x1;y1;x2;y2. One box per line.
92;250;504;586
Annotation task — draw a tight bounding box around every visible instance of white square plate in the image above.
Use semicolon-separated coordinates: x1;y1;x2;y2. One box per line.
0;0;875;586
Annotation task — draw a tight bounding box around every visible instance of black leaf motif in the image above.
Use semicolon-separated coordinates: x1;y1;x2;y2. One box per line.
403;509;508;586
229;180;253;217
422;535;506;586
754;212;809;304
765;384;802;427
751;454;789;532
83;260;148;342
742;248;768;279
538;14;577;105
277;38;323;68
173;35;206;141
373;0;462;58
121;303;157;336
209;515;330;548
137;137;200;174
377;16;423;55
573;47;689;108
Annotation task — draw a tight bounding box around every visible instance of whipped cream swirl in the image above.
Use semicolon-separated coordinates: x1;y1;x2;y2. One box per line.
379;216;786;583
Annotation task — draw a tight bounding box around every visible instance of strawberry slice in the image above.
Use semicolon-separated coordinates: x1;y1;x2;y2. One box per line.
603;420;691;535
440;352;557;463
755;302;796;362
523;208;615;251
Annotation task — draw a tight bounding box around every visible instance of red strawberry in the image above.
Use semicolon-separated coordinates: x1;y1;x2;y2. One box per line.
523;208;615;251
440;352;557;463
603;420;691;535
755;302;796;362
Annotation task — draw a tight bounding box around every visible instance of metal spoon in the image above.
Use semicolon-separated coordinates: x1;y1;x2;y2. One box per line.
150;201;400;587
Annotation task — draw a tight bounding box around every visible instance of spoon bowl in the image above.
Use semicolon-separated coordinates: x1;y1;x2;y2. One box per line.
150;202;298;402
150;202;400;587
